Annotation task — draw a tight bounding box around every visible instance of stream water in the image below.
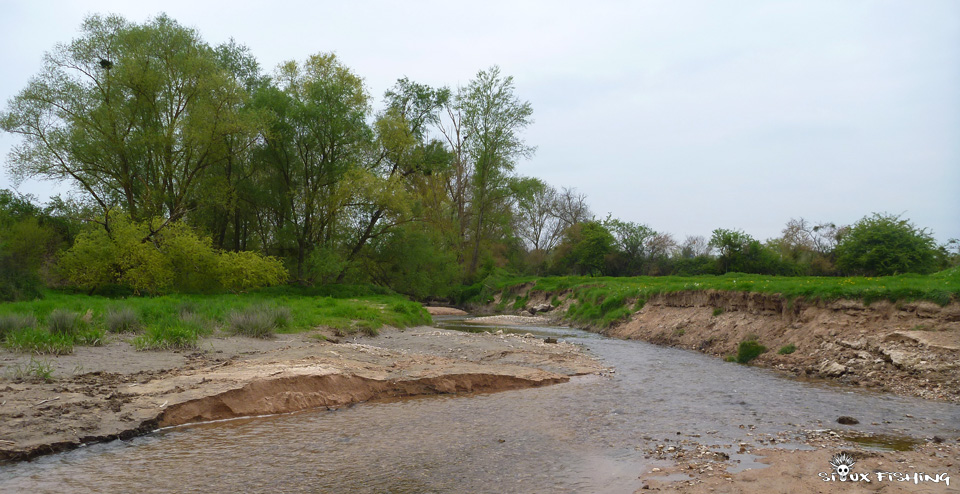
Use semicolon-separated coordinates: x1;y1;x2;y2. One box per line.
1;319;958;493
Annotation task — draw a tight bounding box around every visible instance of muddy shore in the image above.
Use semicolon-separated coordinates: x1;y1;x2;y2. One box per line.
0;321;603;462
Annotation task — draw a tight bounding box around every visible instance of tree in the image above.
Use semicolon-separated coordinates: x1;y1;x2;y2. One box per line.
253;53;373;280
834;213;939;276
459;66;535;276
1;14;254;231
709;228;753;273
553;221;614;276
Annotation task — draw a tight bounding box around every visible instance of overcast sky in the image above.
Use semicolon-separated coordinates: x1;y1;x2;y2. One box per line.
1;0;958;243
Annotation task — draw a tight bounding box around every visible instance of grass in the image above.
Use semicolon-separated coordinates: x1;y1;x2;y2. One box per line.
778;343;797;355
10;357;55;382
105;307;141;333
0;313;36;338
712;308;724;317
469;268;960;328
0;284;432;351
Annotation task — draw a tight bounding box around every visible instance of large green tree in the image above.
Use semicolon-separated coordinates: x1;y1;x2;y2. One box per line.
458;66;534;276
835;213;939;275
0;14;254;231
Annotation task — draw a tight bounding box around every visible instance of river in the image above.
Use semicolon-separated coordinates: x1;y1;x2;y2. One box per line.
1;318;958;493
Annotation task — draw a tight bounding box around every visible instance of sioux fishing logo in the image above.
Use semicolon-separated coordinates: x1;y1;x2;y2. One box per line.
827;453;858;481
818;452;951;486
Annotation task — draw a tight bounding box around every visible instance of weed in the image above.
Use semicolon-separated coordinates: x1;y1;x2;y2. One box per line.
778;343;797;355
74;327;106;346
734;340;767;364
47;309;81;336
910;324;928;331
133;323;199;350
712;308;724;317
105;307;141;333
5;328;73;355
11;357;55;382
674;328;686;336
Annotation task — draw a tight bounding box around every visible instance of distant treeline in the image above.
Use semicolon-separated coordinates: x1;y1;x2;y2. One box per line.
1;14;957;301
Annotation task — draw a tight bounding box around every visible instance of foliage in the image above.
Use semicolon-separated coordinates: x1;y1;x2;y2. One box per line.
226;305;290;338
0;313;37;338
778;343;797;355
46;309;82;336
58;215;287;294
553;222;615;276
0;14;256;226
835;213;939;276
734;339;767;364
104;307;141;333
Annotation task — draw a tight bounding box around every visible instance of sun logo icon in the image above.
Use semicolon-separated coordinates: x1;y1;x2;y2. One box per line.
830;452;856;481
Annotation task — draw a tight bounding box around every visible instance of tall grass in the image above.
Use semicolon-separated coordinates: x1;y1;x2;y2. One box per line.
0;285;432;349
474;269;960;327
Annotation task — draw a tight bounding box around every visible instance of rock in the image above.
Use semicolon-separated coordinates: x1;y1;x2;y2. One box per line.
544;337;558;344
837;416;859;425
531;303;553;313
840;339;866;350
818;361;847;377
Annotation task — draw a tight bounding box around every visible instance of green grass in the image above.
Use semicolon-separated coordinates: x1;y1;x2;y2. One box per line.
778;343;797;355
469;269;960;327
0;285;432;350
10;357;55;382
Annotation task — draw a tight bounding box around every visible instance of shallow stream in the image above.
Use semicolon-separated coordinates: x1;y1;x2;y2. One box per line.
1;318;958;493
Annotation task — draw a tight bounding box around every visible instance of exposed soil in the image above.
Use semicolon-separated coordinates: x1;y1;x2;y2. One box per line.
0;325;603;463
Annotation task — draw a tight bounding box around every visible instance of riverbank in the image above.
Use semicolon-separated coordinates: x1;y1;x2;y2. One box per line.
0;322;604;462
486;285;960;403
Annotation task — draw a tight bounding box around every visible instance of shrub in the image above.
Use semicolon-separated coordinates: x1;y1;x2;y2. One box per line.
835;213;939;276
0;313;37;338
105;307;141;333
47;309;81;336
778;343;797;355
712;308;724;317
227;307;276;338
735;339;767;364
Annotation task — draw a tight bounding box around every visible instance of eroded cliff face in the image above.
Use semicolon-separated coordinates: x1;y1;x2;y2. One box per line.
508;289;960;402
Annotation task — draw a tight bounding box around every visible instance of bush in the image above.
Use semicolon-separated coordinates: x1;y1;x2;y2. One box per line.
735;339;767;364
778;343;797;355
835;213;939;276
227;307;278;338
0;313;37;338
47;309;81;336
105;307;141;333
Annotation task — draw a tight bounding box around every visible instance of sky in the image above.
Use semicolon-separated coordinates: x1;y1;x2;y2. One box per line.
1;0;958;243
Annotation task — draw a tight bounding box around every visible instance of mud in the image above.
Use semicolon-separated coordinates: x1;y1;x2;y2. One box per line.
0;326;603;462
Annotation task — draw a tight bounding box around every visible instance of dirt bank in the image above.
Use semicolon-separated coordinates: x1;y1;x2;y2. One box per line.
500;289;960;403
0;326;603;462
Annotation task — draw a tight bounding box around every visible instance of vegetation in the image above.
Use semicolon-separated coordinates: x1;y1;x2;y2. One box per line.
0;13;956;310
0;286;431;352
471;269;959;327
778;343;797;355
734;339;767;364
